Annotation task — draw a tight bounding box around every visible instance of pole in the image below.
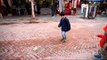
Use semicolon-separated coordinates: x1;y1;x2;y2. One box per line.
31;0;35;19
59;0;62;12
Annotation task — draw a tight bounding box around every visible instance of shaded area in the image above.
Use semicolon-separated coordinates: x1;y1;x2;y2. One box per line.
0;21;48;25
0;22;18;25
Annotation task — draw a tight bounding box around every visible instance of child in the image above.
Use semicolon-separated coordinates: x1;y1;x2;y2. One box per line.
58;12;71;42
99;25;107;60
95;25;107;60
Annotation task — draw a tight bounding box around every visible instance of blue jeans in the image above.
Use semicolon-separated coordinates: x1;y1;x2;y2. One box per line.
61;31;66;40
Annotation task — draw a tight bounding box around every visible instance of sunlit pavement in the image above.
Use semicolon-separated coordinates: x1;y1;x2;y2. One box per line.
0;15;107;60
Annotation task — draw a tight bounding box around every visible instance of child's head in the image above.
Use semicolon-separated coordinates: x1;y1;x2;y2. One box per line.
60;12;65;18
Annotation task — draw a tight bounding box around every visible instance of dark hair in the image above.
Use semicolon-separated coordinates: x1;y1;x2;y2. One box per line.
69;1;72;3
60;11;65;16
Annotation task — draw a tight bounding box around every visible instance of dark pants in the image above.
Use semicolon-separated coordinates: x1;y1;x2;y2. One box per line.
52;9;54;16
51;6;55;16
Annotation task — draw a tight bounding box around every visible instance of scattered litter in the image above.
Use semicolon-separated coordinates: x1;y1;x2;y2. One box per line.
33;46;41;51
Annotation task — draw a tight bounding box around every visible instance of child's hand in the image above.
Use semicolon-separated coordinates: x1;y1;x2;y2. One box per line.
97;34;103;38
96;35;99;37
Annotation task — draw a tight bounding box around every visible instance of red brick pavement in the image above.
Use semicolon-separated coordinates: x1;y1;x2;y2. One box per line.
0;17;107;60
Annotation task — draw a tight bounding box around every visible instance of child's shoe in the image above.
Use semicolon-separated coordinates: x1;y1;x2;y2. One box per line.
94;53;101;58
98;58;103;60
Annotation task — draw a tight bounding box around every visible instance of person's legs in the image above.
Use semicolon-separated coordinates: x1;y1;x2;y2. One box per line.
51;8;54;16
61;31;66;42
101;50;107;60
94;47;102;58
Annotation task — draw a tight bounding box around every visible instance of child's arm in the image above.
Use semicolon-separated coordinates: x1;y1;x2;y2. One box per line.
97;34;104;38
58;20;62;27
67;19;70;27
66;18;71;30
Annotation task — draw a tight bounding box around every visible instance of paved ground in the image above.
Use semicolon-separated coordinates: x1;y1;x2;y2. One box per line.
0;15;107;60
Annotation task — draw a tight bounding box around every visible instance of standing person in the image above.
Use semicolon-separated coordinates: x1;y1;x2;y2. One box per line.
0;11;3;18
25;1;31;15
58;12;71;42
94;25;107;60
69;1;72;9
0;4;3;18
36;1;41;15
51;4;55;16
69;1;72;15
50;0;55;17
0;0;4;18
65;3;71;15
54;0;58;15
72;0;77;15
